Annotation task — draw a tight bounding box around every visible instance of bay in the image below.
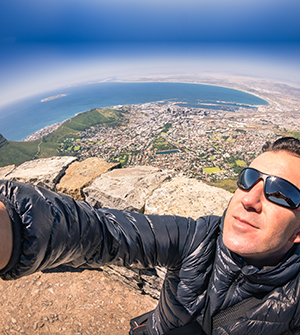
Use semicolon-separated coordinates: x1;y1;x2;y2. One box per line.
0;82;268;141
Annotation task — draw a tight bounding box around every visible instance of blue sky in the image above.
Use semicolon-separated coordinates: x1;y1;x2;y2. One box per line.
0;0;300;107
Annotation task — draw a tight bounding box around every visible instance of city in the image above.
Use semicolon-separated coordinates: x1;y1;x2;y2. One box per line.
58;97;299;184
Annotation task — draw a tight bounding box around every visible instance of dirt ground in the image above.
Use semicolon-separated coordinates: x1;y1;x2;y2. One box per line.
0;266;157;334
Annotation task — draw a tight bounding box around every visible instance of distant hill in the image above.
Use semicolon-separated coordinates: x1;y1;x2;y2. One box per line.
0;107;127;167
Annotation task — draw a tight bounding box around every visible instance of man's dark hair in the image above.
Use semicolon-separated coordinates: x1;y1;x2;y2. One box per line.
262;137;300;157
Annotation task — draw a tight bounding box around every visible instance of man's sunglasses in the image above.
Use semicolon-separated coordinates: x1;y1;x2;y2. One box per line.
237;167;300;209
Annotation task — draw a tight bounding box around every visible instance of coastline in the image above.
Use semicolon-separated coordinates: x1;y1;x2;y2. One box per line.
23;121;66;141
4;76;300;142
116;77;271;104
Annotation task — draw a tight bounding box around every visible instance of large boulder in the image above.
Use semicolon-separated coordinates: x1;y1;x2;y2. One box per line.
84;166;175;212
4;156;77;190
145;176;232;219
56;157;121;200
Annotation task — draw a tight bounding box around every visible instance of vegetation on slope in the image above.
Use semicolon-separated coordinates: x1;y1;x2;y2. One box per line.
0;108;127;167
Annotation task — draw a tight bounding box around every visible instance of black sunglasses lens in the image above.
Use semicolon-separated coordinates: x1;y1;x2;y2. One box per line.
238;168;260;190
265;177;300;209
237;168;300;209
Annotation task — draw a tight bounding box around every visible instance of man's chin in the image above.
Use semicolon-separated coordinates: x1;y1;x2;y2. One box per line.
223;230;253;256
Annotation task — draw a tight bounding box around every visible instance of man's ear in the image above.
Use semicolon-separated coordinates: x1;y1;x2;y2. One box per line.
291;225;300;244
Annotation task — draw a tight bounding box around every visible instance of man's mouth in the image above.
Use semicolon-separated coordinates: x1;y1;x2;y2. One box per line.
233;216;259;230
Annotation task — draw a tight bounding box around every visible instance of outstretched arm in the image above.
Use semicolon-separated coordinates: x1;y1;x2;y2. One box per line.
0;179;199;280
0;201;13;270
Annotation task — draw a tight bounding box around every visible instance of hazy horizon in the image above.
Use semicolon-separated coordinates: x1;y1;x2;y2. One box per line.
0;0;299;108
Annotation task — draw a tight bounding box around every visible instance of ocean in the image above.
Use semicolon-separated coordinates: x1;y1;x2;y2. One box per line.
0;82;268;141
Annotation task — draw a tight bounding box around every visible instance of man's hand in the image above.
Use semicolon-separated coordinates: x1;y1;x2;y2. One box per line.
0;201;13;270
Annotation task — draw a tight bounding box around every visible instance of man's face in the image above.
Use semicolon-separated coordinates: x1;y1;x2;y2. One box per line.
223;151;300;267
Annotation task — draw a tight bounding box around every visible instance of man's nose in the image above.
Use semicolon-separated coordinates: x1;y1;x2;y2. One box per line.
241;180;264;212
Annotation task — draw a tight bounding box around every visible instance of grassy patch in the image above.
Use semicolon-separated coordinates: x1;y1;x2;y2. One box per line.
207;178;238;193
0;140;41;167
119;154;128;165
203;166;221;174
235;159;247;166
152;136;177;151
287;130;300;139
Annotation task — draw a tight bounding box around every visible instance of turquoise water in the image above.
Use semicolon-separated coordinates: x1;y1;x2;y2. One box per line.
156;150;180;154
0;82;268;141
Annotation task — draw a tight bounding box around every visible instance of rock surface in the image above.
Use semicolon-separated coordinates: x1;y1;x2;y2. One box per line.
4;156;77;191
0;164;15;179
84;166;175;212
145;176;232;219
0;267;157;334
56;157;121;200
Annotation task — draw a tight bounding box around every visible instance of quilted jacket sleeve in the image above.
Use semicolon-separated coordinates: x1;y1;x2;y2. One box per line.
0;180;196;280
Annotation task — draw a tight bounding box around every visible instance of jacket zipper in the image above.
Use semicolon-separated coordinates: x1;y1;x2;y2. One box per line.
221;272;244;309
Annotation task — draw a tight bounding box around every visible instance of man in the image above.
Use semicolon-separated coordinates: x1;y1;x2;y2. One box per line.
0;137;300;334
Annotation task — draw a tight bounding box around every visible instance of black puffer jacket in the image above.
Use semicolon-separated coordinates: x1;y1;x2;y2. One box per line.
0;180;300;334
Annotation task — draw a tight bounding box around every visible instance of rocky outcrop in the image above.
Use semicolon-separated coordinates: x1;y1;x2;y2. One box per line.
0;164;15;179
56;157;121;200
102;265;166;300
84;166;175;213
3;156;77;191
145;176;232;219
0;157;232;219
